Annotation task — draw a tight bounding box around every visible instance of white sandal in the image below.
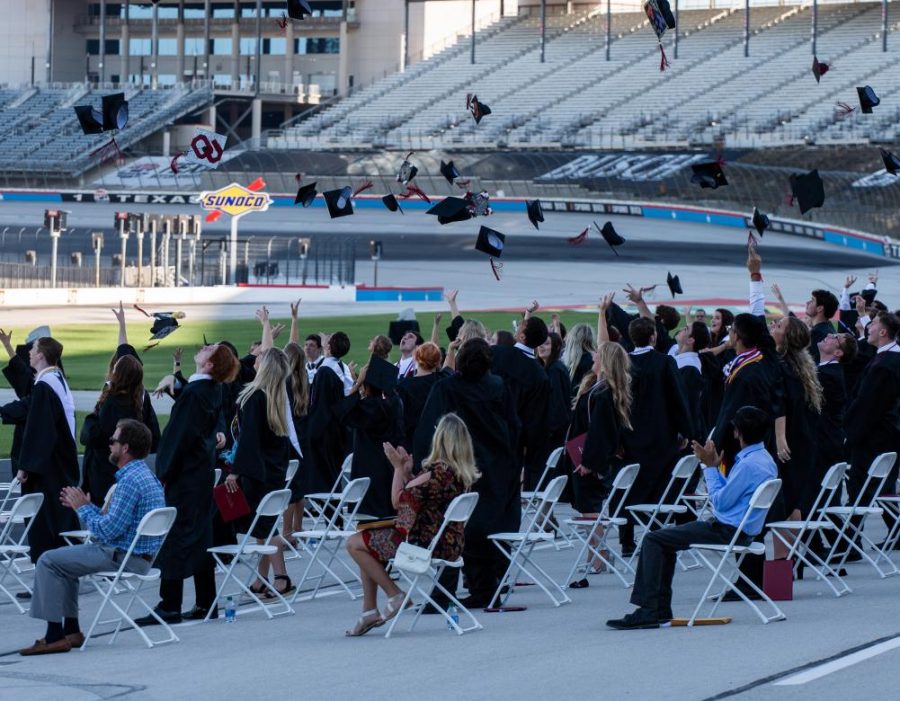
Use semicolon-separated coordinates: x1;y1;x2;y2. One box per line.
381;593;412;622
345;609;383;637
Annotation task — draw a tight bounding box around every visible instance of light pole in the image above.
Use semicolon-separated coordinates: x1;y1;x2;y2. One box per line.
92;232;104;287
299;238;310;285
370;239;382;287
43;209;67;288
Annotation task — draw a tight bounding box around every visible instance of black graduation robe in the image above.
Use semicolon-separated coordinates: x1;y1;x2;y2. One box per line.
621;350;693;508
491;344;550;491
155;378;223;580
81;392;161;506
304;365;349;495
808;320;835;364
396;370;449;451
571;351;594;395
336;393;403;518
808;362;847;513
545;359;572;447
285;379;310;502
566;383;622;513
232;388;290;510
14;379;80;562
1;352;34;477
775;360;819;514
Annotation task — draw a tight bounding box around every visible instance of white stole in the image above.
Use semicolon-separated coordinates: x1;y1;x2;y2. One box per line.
36;367;75;439
284;387;302;458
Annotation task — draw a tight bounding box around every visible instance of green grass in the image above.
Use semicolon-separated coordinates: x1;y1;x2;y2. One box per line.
5;311;597;390
0;411;171;461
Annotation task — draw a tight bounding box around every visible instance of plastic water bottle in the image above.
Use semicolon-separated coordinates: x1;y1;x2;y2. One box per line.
447;604;459;630
225;596;236;623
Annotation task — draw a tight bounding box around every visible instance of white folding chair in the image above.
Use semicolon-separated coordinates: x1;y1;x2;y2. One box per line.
384;493;482;638
80;507;178;649
563;463;640;589
285;459;299;489
213;468;222;487
206;489;295;620
687;479;786;626
304;453;353;529
61;484;118;546
488;475;571;609
626;455;699;567
0;476;21;516
874;457;900;553
768;462;851;597
824;452;899;578
279;459;303;562
0;493;43;613
291;477;370;603
521;447;572;550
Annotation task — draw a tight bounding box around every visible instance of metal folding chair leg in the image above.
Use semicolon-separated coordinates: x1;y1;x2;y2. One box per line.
688;550;786;626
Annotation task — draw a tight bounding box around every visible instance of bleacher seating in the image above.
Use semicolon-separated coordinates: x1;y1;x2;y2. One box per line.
270;1;900;151
0;84;212;176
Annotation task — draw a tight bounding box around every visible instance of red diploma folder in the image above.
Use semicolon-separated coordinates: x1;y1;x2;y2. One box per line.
213;484;251;522
566;433;587;468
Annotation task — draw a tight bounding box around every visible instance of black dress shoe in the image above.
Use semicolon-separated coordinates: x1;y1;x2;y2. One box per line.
721;588;762;602
458;595;492;610
16;591;32;600
134;606;182;627
607;608;660;630
182;605;217;621
657;609;673;623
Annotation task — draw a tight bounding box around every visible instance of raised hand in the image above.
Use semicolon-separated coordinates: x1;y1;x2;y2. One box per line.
526;300;540;314
270;322;285;340
383;442;413;475
111;301;126;325
255;306;269;325
623;284;643;304
599;292;615;312
290;298;302;319
868;269;879;286
771;282;785;301
691;439;723;468
747;240;762;274
844;275;857;289
445;289;459;305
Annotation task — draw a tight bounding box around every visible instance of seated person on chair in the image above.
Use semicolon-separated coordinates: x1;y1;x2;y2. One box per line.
19;419;165;655
344;413;479;637
606;406;777;630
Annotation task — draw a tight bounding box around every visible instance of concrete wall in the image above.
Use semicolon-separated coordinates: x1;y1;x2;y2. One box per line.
50;0;84;83
0;0;52;85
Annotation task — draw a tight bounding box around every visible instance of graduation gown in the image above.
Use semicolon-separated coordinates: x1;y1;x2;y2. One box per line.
566;383;622;513
80;392;161;506
491;345;550;490
775;360;819;514
808;362;847;513
336;393;403;518
232;389;290;510
571;351;594;395
155;378;223;580
396;371;449;451
621;350;693;508
286;379;310;502
1;353;35;477
808;320;835;364
15;378;80;562
304;365;349;495
545;359;572;446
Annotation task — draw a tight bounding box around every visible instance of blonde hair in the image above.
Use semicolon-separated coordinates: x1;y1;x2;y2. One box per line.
779;317;824;413
573;343;632;430
283;342;309;418
563;323;596;380
457;319;488;344
237;347;289;437
422;413;481;489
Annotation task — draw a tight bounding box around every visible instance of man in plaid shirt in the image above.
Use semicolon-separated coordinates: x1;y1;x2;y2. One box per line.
20;419;166;656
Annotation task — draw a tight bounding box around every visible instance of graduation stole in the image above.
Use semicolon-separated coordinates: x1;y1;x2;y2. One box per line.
36;366;76;439
725;349;763;385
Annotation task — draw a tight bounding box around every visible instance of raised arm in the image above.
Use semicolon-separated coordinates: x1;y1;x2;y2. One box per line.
746;243;766;317
0;328;14;361
112;301;128;346
430;312;443;346
623;284;654;321
289;298;302;346
770;283;789;318
445;288;460;320
598;292;614;343
256;306;273;352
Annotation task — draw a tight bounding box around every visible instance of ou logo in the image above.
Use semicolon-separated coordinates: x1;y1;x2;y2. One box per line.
191;134;224;164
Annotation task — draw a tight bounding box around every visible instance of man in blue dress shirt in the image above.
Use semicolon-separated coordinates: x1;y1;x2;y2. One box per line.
20;419;165;655
607;406;778;630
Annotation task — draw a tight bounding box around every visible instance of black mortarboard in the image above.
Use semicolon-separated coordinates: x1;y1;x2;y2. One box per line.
881;148;900;176
440;160;460;184
287;0;312;19
526;199;544;230
690;161;727;189
388;320;421;345
397;153;417;185
811;57;830;83
365;355;398;393
101;93;129;131
468;191;491;217
751;207;770;236
426;197;472;225
789;170;825;215
294;181;317;207
596;221;625;256
666;272;682;297
74;105;104;135
475;226;505;258
467;94;491;124
323;186;354;218
150;316;180;340
857;85;880;114
382;192;404;214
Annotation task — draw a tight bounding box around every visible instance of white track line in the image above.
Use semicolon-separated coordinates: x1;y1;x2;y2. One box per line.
774;636;900;686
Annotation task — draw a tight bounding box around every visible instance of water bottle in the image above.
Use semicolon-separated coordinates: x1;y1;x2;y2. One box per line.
447;604;459;630
225;596;236;623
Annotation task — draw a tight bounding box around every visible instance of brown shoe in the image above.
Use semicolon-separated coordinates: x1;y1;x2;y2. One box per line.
19;638;72;656
66;632;85;648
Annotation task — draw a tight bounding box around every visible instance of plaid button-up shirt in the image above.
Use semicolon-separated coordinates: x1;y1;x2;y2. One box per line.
76;459;166;555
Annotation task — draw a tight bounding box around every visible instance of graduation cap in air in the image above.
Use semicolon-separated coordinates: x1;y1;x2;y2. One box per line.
364;355;399;393
881;148;900;176
789;169;825;215
467;190;491;217
857;85;880;114
294;181;318;207
526;200;544;230
170;128;227;173
74;92;129;135
751;207;770;236
426;197;472;225
25;326;51;346
811;57;830;83
466;94;491;124
666;272;683;298
643;0;676;70
134;305;185;350
475;226;505;257
440;160;461;185
596;221;625;256
323;187;354;218
287;0;313;19
397;152;418;186
690;161;727;189
382;192;404;214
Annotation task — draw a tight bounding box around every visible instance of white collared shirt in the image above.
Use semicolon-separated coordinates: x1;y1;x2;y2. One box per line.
673;350;701;372
630;345;654;356
877;342;900;354
321;356;354;395
187;372;212;383
396;355;416;377
514;342;535;359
